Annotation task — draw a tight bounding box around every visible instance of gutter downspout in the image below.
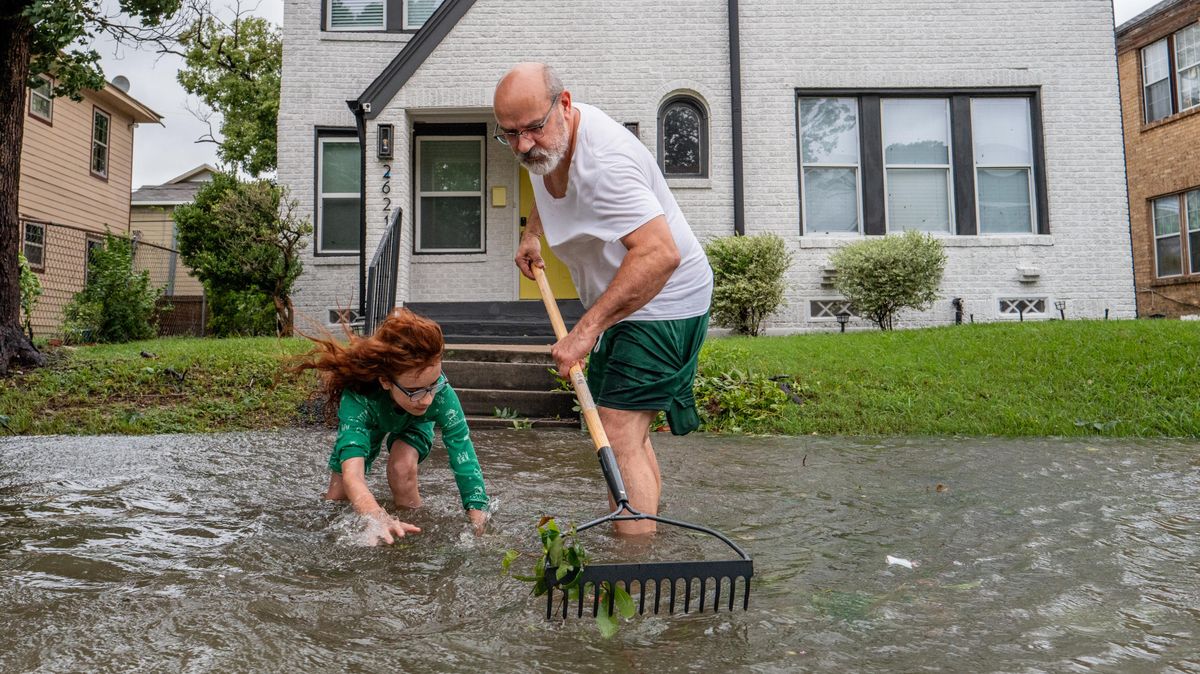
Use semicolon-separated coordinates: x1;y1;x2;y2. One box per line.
347;100;368;320
728;0;745;235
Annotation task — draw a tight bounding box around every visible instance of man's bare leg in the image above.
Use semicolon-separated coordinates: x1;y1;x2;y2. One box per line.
386;441;423;509
597;407;660;536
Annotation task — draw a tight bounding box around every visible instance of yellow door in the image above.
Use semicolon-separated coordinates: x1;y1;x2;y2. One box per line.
518;167;578;299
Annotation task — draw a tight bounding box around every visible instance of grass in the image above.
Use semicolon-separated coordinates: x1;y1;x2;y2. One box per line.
699;319;1200;437
1;320;1196;437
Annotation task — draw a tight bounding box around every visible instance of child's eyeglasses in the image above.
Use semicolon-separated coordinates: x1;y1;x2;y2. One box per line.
392;373;447;402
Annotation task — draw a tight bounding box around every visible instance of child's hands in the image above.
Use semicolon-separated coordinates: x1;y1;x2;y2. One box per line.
367;510;421;545
467;509;488;536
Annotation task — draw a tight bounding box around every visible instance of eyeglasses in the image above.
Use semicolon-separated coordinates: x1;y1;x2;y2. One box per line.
392;373;447;403
493;94;560;146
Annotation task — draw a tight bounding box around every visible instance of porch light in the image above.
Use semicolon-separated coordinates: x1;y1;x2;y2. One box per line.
377;124;394;159
836;312;850;333
1054;300;1066;320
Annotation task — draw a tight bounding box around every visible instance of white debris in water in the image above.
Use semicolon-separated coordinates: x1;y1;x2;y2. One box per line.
886;555;916;569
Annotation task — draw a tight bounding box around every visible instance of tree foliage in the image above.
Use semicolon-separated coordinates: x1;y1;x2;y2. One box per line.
705;233;793;336
62;233;163;343
173;173;311;336
18;252;41;341
830;231;947;331
176;10;281;176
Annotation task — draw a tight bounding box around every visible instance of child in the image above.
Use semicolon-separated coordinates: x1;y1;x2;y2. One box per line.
297;309;489;544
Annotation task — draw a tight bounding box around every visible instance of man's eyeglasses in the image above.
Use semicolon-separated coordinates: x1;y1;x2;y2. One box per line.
493;94;560;146
392;373;447;403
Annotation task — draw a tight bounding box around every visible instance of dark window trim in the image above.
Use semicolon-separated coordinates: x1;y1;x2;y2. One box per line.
28;75;53;126
90;106;111;181
313;126;361;258
795;87;1048;237
656;95;710;179
411;123;487;256
21;221;46;272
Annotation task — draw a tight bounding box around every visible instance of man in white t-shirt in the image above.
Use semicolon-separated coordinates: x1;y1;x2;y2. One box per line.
493;62;713;536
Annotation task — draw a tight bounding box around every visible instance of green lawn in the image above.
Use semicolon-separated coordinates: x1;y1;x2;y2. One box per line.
1;320;1197;437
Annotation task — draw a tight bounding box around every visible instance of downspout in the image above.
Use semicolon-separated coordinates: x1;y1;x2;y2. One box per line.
728;0;745;235
347;100;368;319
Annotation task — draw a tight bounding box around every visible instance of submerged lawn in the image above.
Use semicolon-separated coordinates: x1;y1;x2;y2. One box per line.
700;319;1200;437
1;320;1196;437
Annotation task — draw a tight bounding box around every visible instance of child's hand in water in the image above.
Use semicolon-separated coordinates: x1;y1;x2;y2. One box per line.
367;510;421;545
467;509;488;536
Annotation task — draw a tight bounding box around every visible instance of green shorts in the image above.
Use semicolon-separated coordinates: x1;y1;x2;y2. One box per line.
586;313;709;436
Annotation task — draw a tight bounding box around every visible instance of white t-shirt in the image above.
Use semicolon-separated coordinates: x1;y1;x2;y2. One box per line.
531;102;713;321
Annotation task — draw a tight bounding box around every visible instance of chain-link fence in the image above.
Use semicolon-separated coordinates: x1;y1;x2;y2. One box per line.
130;234;207;337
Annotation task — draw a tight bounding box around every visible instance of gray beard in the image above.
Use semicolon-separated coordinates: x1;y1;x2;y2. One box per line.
519;126;568;176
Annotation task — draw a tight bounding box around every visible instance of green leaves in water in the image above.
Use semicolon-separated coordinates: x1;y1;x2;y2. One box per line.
502;516;630;637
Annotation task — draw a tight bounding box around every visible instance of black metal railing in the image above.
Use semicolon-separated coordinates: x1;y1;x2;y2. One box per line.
363;208;403;336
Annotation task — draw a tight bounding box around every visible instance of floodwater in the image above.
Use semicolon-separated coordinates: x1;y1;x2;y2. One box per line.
1;430;1198;673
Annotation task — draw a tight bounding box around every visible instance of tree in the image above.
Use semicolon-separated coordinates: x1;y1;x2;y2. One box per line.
0;0;196;373
61;233;162;343
173;172;311;336
830;231;947;331
175;7;280;176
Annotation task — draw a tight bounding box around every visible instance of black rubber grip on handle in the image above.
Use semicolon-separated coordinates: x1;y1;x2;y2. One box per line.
597;445;628;505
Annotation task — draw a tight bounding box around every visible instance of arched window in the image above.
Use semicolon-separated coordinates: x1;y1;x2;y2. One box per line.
658;96;708;178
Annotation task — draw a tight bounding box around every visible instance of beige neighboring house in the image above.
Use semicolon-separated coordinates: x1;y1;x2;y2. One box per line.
130;163;215;298
18;74;161;336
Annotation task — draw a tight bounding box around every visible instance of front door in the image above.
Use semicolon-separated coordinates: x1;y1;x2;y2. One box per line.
518;167;578;299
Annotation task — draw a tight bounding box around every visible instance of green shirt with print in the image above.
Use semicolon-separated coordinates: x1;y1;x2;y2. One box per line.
327;383;488;512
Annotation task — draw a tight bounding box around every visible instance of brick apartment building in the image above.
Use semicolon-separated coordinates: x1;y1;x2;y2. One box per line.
1117;0;1200;318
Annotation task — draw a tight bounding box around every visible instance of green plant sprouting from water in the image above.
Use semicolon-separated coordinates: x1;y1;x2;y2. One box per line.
501;516;636;637
492;406;533;430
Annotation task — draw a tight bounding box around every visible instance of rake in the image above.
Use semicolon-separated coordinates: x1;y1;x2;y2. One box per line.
532;266;754;619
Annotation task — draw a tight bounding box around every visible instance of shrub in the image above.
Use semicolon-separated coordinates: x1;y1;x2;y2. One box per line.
18;252;42;340
206;287;277;337
694;368;793;433
705;233;793;336
830;230;946;330
62;233;162;343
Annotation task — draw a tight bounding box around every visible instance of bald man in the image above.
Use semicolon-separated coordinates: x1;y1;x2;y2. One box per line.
493;63;714;536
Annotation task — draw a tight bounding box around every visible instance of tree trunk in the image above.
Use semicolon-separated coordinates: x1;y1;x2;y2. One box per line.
0;11;45;375
272;293;293;337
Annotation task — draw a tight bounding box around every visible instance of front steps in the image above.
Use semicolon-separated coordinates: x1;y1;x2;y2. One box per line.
444;344;580;429
406;300;585;345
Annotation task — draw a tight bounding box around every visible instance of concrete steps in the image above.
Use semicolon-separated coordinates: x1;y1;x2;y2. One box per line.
444;343;580;429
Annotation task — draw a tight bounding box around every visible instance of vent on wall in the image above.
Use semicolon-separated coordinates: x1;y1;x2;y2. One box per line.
328;308;363;325
998;298;1046;318
810;299;857;320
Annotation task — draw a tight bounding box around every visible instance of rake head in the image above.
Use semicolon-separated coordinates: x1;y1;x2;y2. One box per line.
545;558;754;619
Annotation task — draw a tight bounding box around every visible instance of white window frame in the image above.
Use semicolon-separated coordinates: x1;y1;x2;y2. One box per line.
996;297;1048;321
798;97;863;235
29;75;52;123
1143;38;1172;123
1152;194;1184;279
404;0;443;30
1176;23;1200;113
881;98;955;234
91;107;110;179
414;135;485;254
971;98;1037;236
327;0;386;31
316;136;362;255
1188;189;1200;275
22;222;45;271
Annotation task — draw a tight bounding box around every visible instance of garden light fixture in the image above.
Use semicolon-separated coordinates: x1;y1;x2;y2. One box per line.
1055;300;1066;320
836;312;850;333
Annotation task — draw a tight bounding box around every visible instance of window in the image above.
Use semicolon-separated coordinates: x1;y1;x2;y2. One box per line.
22;222;45;270
415;136;484;253
1151;188;1200;278
91;108;110;179
29;76;52;123
658;96;708;178
1140;23;1200;123
972;98;1036;234
883;99;953;233
316;133;362;255
796;89;1046;237
798;97;861;234
328;0;385;30
405;0;443;29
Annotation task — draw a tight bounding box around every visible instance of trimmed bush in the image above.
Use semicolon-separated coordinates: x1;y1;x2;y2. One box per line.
830;231;946;330
705;233;793;336
62;234;162;343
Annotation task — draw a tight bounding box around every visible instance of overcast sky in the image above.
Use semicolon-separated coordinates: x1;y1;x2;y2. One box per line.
97;0;1167;189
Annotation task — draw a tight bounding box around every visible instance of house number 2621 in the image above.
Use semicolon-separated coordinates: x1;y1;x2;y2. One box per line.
381;164;392;225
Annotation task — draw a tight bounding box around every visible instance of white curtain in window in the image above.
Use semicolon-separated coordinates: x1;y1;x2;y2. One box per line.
884;99;952;232
1188;190;1200;274
1154;196;1182;277
1176;24;1200;110
330;0;384;29
799;97;860;233
1143;39;1172;121
406;0;444;28
972;98;1035;234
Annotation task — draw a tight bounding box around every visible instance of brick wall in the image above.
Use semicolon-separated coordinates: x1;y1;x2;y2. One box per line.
1117;1;1200;318
281;0;1137;331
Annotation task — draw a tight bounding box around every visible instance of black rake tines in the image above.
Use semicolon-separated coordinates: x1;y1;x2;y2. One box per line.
545;559;754;619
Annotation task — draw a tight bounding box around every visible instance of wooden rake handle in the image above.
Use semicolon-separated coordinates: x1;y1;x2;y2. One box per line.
532;266;611;455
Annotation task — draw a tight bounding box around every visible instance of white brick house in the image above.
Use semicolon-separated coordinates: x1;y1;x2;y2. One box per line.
279;0;1136;337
